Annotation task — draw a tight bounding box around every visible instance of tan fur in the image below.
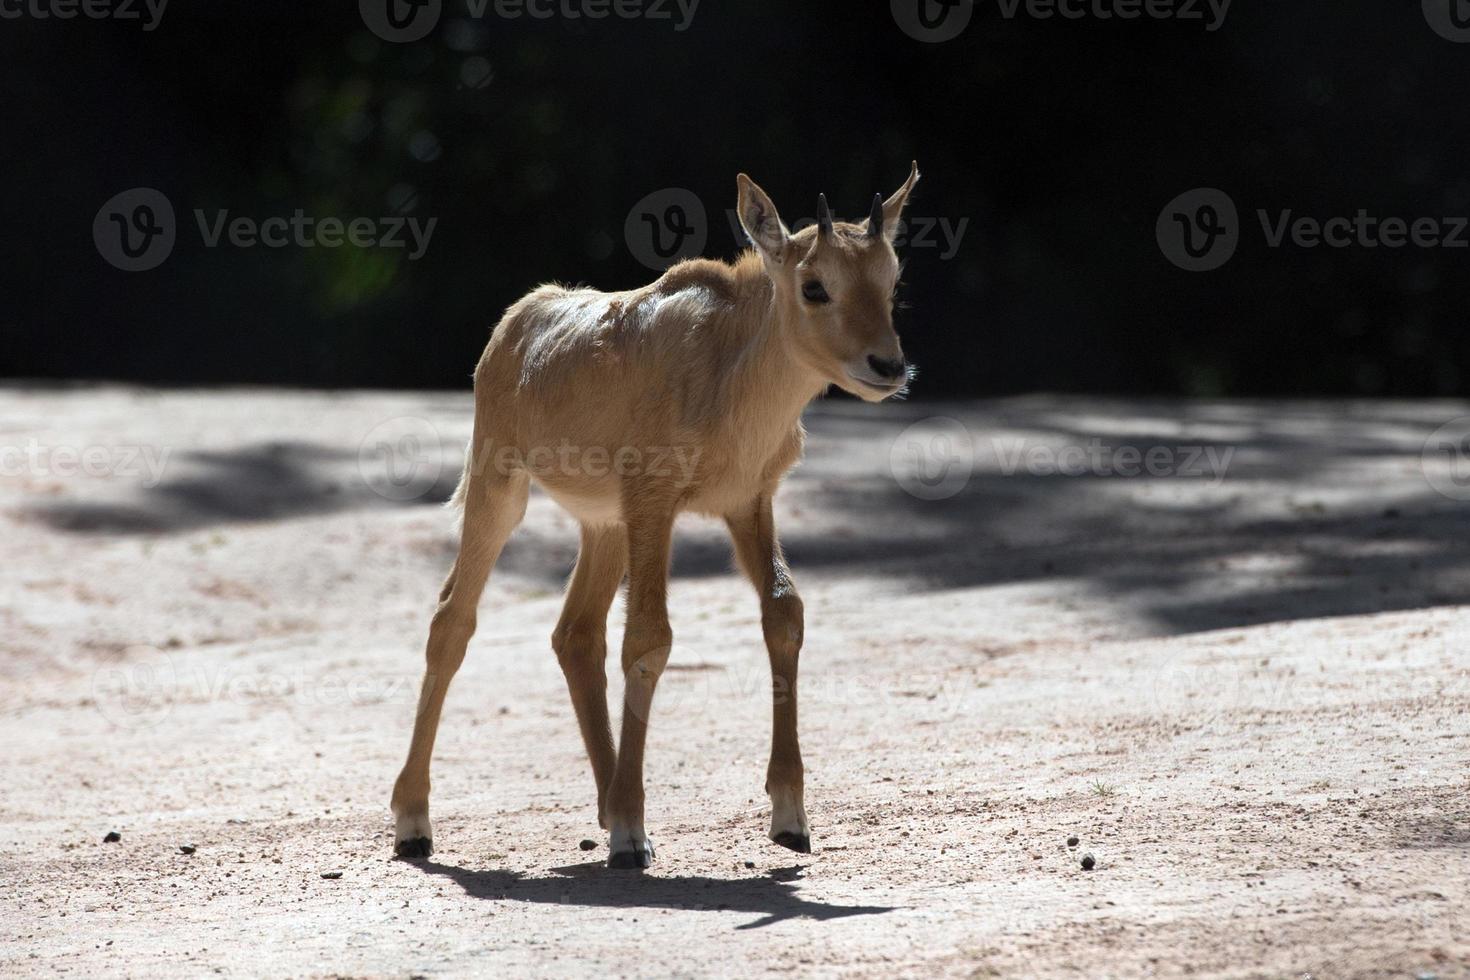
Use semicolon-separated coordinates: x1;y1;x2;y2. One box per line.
391;163;920;865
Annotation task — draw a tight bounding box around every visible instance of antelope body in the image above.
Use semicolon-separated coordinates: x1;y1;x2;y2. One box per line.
391;163;920;867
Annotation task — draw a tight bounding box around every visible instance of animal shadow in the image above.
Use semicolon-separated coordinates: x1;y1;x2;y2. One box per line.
410;859;897;930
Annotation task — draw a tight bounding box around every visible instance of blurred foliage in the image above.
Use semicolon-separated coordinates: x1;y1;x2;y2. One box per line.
3;1;1470;397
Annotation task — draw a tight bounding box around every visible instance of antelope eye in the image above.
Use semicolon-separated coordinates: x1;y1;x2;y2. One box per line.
801;280;830;304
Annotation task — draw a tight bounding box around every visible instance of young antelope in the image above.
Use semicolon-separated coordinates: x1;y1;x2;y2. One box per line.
391;163;920;867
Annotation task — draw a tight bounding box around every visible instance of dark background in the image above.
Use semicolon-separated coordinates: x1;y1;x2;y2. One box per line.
3;0;1469;397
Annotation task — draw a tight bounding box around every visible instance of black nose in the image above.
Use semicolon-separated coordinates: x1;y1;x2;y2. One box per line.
867;355;906;382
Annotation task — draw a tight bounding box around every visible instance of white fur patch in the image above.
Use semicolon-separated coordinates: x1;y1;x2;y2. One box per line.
768;785;809;839
395;809;432;844
608;818;653;857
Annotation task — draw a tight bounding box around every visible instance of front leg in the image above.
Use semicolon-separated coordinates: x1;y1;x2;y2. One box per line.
604;489;677;869
726;493;810;853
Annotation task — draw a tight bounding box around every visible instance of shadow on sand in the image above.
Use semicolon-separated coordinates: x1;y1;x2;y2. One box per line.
24;440;458;534
407;858;897;930
24;397;1470;638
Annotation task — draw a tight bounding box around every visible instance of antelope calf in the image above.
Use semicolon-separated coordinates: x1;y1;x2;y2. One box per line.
391;163;920;868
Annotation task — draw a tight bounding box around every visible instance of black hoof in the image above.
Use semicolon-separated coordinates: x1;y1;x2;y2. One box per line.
395;836;433;859
772;831;811;854
607;839;655;869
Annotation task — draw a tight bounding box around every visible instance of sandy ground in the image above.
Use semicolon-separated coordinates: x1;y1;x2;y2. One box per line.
1;385;1468;978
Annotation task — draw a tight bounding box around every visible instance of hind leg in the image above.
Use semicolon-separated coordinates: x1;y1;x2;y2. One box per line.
552;523;627;830
604;492;677;868
391;466;529;858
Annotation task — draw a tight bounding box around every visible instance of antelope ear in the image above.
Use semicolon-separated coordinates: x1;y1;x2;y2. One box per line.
877;160;920;243
736;173;791;263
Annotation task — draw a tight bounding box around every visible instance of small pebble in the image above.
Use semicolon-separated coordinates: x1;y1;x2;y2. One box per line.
103;831;121;844
179;844;196;855
321;871;343;880
744;861;755;869
1081;853;1096;871
1067;836;1079;848
578;839;597;852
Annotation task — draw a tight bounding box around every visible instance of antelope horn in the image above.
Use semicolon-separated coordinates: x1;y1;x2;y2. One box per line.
866;192;883;238
817;193;834;238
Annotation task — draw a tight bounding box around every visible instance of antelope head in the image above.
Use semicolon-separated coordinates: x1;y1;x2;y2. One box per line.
736;161;921;403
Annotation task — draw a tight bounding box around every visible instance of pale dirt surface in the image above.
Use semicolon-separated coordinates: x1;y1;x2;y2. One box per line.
1;385;1468;979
